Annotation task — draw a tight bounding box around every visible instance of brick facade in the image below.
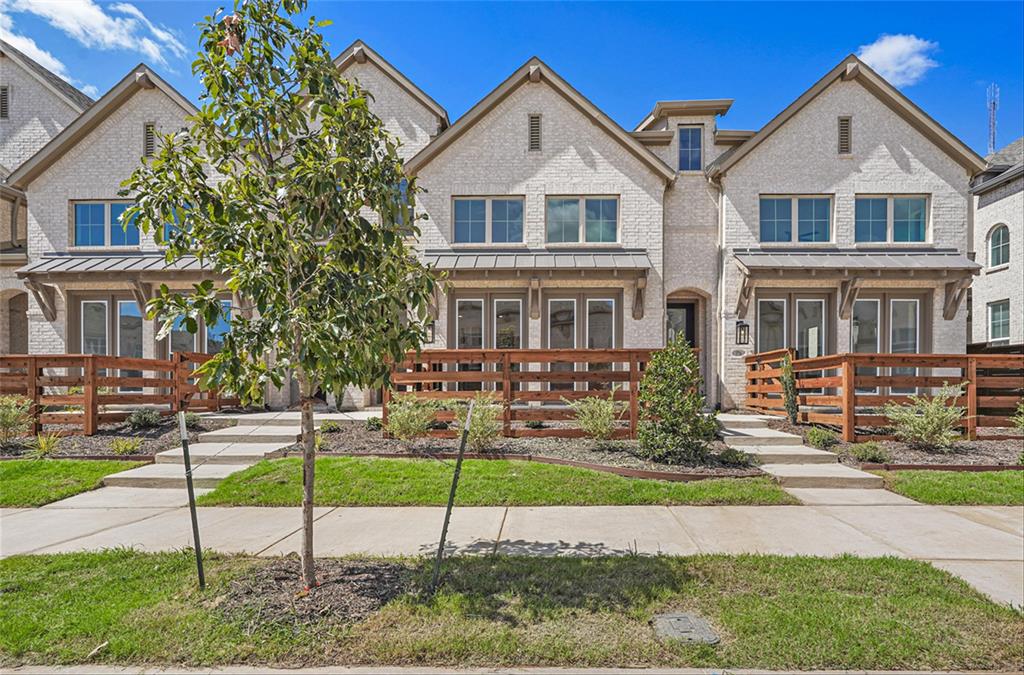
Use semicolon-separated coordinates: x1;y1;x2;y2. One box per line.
971;173;1023;345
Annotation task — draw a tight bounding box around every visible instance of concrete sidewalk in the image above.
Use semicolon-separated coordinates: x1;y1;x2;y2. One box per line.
2;489;1021;607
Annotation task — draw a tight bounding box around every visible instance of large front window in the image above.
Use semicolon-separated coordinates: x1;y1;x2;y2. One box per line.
74;202;139;247
546;197;618;244
758;196;829;243
989;300;1010;344
453;197;523;244
678;126;702;171
854;196;928;243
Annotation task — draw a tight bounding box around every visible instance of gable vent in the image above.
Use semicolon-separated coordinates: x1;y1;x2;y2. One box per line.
837;116;852;155
0;86;9;119
528;114;541;152
143;122;156;158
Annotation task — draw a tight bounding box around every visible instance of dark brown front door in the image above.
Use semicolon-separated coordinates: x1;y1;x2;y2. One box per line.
667;301;697;348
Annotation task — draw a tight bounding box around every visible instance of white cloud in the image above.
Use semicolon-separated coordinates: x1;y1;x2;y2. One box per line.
0;10;99;97
5;0;186;66
857;34;938;87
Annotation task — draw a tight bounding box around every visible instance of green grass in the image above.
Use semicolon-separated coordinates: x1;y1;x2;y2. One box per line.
0;459;144;507
876;470;1024;505
0;550;1020;669
196;456;796;507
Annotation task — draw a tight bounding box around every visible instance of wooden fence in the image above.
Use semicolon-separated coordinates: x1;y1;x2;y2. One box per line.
385;348;662;439
745;349;1024;442
0;352;239;435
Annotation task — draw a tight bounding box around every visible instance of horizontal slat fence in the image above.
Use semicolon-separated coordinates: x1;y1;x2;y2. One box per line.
746;350;1024;442
0;352;238;435
386;349;661;439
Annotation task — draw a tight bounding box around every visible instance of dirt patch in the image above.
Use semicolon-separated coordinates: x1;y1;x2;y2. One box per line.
217;557;411;629
306;421;754;476
0;416;235;458
764;416;1023;466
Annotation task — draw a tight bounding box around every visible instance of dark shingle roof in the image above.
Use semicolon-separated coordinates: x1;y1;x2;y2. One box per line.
0;39;94;111
986;137;1024;168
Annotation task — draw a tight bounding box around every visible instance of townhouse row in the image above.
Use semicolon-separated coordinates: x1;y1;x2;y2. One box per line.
2;37;1020;409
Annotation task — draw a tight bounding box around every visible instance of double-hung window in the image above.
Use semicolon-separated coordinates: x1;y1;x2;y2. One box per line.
893;197;927;242
854;195;928;243
678;126;702;171
453;197;523;244
545;196;618;244
73;202;139;247
988;300;1010;344
758;196;830;243
854;198;887;243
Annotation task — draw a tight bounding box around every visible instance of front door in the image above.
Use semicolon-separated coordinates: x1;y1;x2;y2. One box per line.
666;301;697;348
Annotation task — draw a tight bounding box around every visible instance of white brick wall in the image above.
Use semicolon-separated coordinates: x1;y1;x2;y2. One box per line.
971;175;1023;345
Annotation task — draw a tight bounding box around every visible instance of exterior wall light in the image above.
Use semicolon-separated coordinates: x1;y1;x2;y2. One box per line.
735;320;750;345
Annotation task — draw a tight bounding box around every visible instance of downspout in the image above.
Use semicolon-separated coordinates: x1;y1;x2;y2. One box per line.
713;173;726;410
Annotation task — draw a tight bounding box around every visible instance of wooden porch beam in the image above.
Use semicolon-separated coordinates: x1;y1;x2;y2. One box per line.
129;280;153;310
529;277;541;320
838;277;864;320
632;273;647;320
24;281;57;322
943;277;971;320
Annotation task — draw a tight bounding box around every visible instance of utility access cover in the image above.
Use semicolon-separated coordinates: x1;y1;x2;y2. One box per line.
651;612;720;644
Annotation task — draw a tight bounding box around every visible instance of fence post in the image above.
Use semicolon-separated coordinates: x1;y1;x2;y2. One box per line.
629;352;639;439
966;356;978;441
27;356;40;435
83;355;97;436
840;355;855;442
502;352;512;437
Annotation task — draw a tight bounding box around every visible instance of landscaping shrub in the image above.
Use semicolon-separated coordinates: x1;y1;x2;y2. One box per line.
637;335;717;464
384;394;437;442
111;438;143;455
364;416;382;432
0;395;32;447
806;426;838;450
319;420;342;433
31;433;61;459
126;408;162;430
1011;402;1024;431
780;352;798;425
183;412;203;430
564;387;621;442
881;383;965;450
848;441;890;464
717;445;755;467
454;393;503;452
524;419;547;430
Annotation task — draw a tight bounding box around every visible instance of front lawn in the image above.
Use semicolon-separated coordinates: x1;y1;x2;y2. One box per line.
876;470;1024;505
1;550;1020;670
0;459;144;507
196;456;796;507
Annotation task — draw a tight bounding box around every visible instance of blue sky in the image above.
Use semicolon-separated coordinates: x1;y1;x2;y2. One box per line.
3;1;1022;156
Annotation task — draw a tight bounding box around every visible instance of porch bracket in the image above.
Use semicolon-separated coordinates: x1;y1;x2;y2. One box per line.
735;273;752;319
24;281;57;322
529;277;541;320
129;280;153;310
632;273;647;320
943;277;971;320
232;291;254;320
838;277;864;320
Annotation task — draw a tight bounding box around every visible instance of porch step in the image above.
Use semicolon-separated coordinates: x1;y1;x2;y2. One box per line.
154;442;289;465
717;413;776;429
760;463;884;489
720;427;803;447
198;425;303;444
102;462;252;489
740;445;838;465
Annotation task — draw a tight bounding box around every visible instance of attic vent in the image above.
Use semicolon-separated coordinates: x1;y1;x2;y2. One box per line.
838;116;852;155
143;122;156;158
528;114;541;152
0;86;9;119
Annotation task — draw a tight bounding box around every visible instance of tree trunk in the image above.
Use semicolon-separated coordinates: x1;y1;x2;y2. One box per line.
298;371;317;589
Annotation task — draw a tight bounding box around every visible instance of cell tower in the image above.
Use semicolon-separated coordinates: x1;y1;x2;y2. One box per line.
987;83;999;155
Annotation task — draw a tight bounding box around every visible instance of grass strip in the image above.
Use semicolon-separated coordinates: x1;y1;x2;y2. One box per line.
0;459;144;507
876;469;1024;505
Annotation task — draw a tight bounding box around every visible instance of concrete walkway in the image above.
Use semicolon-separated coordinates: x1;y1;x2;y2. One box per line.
2;492;1021;607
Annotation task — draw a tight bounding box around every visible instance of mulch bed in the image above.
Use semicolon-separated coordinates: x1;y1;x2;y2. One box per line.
216;557;411;629
764;416;1023;467
0;416;235;458
306;421;756;476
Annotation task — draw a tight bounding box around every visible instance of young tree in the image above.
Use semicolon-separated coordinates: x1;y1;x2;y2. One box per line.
122;0;437;588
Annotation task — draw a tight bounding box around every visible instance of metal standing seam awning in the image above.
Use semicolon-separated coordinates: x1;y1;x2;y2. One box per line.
422;248;654;319
732;247;981;321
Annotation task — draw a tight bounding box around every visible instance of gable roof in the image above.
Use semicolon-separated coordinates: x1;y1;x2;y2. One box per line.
334;40;449;129
405;57;675;183
8;64;198;190
707;54;987;179
0;38;93;112
633;99;734;132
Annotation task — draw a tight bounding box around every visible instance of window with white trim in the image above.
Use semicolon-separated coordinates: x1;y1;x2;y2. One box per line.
989;224;1009;267
545;196;618;244
678;125;702;171
988;300;1010;344
73;202;139;247
758;196;831;243
854;195;929;243
453;197;524;244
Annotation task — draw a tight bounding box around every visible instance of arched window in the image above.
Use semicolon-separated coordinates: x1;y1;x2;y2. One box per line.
989;224;1009;267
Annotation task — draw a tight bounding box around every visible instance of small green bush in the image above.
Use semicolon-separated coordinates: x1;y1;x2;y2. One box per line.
110;437;143;455
780;352;798;425
564;388;621;442
881;383;965;450
717;446;754;467
126;408;161;430
364;417;382;432
183;412;203;430
319;420;342;433
636;335;717;464
1011;402;1024;431
806;427;838;450
385;394;438;442
848;441;890;464
31;433;61;459
0;395;32;447
454;393;503;452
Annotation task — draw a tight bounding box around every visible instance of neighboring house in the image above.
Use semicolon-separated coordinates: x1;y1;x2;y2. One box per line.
2;42;990;410
969;137;1023;348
